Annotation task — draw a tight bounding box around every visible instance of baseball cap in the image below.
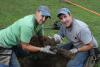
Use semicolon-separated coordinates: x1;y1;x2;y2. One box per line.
38;5;51;17
57;8;71;17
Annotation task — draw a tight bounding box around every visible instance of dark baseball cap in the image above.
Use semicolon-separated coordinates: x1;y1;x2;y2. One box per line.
57;8;71;17
38;5;51;17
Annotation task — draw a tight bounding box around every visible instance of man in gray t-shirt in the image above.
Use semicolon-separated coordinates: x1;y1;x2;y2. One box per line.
53;8;98;67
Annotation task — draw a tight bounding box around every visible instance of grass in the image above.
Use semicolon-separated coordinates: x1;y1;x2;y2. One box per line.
71;0;100;13
0;0;100;66
0;0;100;47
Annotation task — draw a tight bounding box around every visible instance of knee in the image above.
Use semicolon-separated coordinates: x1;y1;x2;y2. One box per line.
0;64;9;67
67;60;74;67
67;60;83;67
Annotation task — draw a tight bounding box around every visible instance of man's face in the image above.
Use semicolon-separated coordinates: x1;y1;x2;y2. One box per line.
35;11;48;24
59;14;72;28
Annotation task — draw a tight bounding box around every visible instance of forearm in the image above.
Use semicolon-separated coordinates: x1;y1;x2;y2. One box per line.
78;44;93;52
21;44;41;53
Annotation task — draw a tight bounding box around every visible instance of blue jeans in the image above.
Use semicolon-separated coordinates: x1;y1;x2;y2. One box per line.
67;52;89;67
0;64;9;67
9;52;20;67
61;43;89;67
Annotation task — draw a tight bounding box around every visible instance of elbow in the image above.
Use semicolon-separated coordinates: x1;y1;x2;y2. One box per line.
20;44;28;51
87;44;94;50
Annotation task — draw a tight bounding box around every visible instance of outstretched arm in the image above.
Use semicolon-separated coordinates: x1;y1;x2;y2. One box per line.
20;43;41;52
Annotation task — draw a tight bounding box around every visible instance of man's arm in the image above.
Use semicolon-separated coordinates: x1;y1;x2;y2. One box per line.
20;43;55;54
78;28;94;52
78;43;93;52
20;43;41;52
70;28;94;53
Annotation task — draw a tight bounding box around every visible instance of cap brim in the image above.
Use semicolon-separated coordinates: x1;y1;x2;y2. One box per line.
57;13;66;17
57;11;70;17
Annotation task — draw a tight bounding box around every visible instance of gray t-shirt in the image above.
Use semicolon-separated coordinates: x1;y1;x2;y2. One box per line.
58;19;98;48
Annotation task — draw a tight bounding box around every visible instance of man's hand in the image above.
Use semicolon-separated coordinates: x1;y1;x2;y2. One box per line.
70;48;78;54
40;46;56;54
53;34;62;43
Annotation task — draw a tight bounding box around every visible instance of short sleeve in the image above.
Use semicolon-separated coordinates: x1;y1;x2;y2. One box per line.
20;25;33;43
78;28;93;45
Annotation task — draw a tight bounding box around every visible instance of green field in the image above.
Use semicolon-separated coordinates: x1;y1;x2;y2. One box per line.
0;0;100;66
71;0;100;13
0;0;100;43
